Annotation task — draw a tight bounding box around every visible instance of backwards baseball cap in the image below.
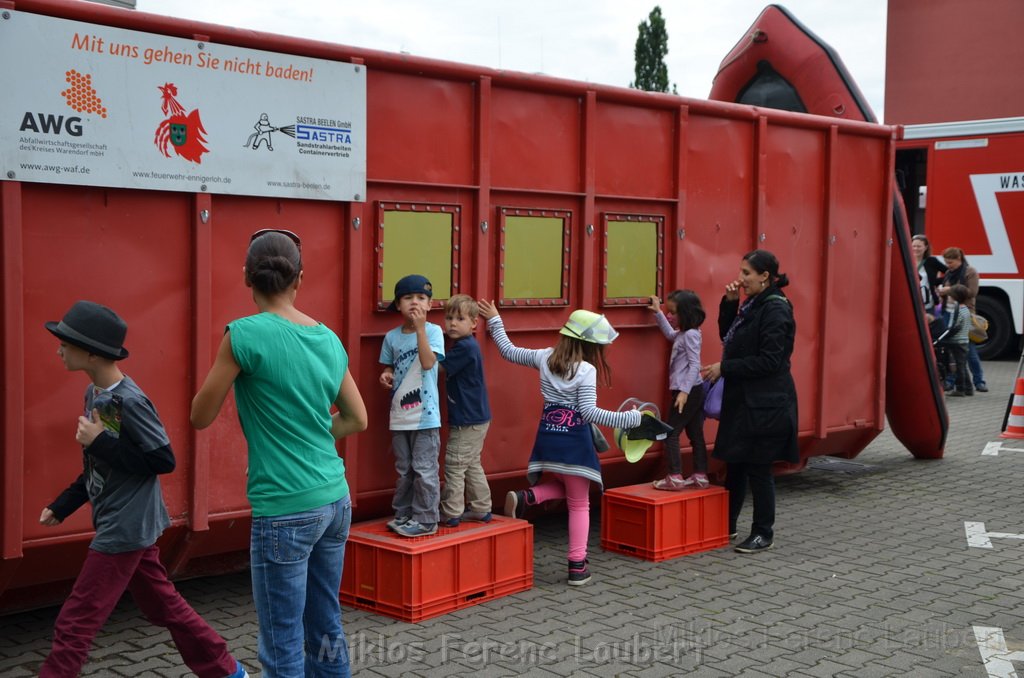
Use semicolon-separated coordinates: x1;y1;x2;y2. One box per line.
559;309;619;345
387;274;433;312
45;300;129;361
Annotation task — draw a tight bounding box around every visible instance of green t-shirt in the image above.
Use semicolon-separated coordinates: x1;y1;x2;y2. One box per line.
229;313;349;517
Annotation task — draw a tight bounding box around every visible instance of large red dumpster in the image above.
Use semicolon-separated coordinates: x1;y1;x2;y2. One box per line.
1;0;897;612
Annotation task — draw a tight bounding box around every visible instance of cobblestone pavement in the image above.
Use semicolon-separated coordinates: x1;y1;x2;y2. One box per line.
2;360;1022;677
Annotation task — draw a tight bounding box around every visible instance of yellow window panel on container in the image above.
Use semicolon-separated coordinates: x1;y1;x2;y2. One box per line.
604;216;662;303
502;215;566;301
379;207;454;308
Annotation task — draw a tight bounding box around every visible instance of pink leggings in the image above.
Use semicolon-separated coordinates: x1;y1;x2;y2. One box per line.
529;473;591;562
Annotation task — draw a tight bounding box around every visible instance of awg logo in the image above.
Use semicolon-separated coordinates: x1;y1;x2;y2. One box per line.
154;83;208;164
18;68;104;137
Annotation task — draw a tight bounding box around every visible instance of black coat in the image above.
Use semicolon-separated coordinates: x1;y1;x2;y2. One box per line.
711;287;799;464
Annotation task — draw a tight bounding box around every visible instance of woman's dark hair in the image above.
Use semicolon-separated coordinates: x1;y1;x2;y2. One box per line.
666;289;705;331
942;246;969;267
743;249;790;289
245;231;302;295
912;234;932;257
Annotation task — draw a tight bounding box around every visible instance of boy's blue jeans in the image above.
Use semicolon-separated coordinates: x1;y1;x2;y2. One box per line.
251;496;352;678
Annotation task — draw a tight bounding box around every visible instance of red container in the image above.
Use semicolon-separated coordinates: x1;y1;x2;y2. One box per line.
1;0;902;613
339;516;532;623
601;484;729;561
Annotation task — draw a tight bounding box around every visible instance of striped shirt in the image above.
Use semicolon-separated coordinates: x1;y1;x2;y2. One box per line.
486;316;641;430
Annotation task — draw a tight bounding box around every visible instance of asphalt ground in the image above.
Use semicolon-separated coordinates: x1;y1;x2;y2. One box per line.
2;358;1022;677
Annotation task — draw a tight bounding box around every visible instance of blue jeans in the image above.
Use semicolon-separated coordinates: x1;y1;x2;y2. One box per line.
967;342;986;387
251;496;352;678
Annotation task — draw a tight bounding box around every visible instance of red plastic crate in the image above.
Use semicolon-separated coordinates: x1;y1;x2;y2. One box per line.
601;484;729;561
340;515;533;622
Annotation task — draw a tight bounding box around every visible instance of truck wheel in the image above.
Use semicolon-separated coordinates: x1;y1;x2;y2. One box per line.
975;296;1013;360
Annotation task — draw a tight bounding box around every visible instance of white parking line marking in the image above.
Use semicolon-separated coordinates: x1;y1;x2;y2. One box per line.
965;522;1024;549
974;625;1024;677
982;442;1024;456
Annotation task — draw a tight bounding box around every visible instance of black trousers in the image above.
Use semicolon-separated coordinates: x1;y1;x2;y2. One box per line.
725;462;775;540
663;385;707;475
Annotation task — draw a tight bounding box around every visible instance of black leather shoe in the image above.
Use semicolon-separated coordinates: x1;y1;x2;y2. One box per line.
735;534;773;553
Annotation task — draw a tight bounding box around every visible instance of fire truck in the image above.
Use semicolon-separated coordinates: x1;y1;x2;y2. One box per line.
896;117;1024;358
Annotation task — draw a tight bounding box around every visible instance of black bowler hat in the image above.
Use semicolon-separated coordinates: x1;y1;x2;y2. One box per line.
45;301;129;361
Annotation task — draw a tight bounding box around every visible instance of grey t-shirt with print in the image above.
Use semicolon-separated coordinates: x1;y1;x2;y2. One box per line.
84;376;171;553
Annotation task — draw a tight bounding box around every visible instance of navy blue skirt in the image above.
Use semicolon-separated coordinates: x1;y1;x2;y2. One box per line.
527;404;603;487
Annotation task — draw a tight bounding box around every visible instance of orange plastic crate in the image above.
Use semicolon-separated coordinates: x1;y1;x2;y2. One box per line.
601;484;729;561
340;515;533;622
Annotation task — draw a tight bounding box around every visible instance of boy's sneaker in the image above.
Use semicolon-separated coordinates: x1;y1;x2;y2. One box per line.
977;383;989;392
682;473;710;489
394;520;437;538
460;511;492;523
568;559;591;586
948;390;967;397
386;515;412;533
505;489;534;518
442;515;461;528
226;660;249;678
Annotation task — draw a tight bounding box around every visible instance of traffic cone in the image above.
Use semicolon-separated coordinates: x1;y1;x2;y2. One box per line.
1001;376;1024;439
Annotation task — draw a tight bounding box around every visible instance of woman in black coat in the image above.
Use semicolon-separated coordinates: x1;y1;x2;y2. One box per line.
701;250;797;554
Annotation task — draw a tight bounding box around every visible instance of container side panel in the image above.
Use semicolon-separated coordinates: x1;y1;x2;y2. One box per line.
680;114;756;332
205;195;348;513
594;102;674;198
367;72;475;186
22;185;191;532
491;88;581;192
762;125;826;434
829;134;889;428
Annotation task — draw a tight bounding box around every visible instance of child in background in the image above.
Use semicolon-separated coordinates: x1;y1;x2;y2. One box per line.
648;290;709;490
41;301;247;678
479;301;641;586
379;275;446;537
439;295;493;526
944;284;974;397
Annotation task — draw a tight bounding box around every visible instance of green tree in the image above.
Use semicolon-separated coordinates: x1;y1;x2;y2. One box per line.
630;6;676;93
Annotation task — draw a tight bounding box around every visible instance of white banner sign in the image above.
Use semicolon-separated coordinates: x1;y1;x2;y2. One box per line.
1;11;366;201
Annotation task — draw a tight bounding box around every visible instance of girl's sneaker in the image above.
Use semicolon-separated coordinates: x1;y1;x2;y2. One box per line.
568;559;591;586
653;474;687;491
682;473;710;489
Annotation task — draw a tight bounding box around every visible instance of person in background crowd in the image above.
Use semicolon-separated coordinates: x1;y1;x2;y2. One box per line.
937;247;987;392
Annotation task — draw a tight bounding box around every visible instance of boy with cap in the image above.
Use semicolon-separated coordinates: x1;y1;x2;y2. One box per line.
39;300;247;678
379;275;446;537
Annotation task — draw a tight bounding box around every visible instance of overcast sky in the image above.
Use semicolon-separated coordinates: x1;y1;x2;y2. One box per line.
138;1;887;119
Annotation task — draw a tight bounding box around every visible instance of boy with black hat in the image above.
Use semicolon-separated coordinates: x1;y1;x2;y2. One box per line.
39;300;247;678
379;275;446;537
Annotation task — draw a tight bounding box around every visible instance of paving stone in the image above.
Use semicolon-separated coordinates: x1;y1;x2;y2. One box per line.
2;360;1022;676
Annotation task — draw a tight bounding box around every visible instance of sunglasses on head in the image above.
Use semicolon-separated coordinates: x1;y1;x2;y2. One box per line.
249;229;301;247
